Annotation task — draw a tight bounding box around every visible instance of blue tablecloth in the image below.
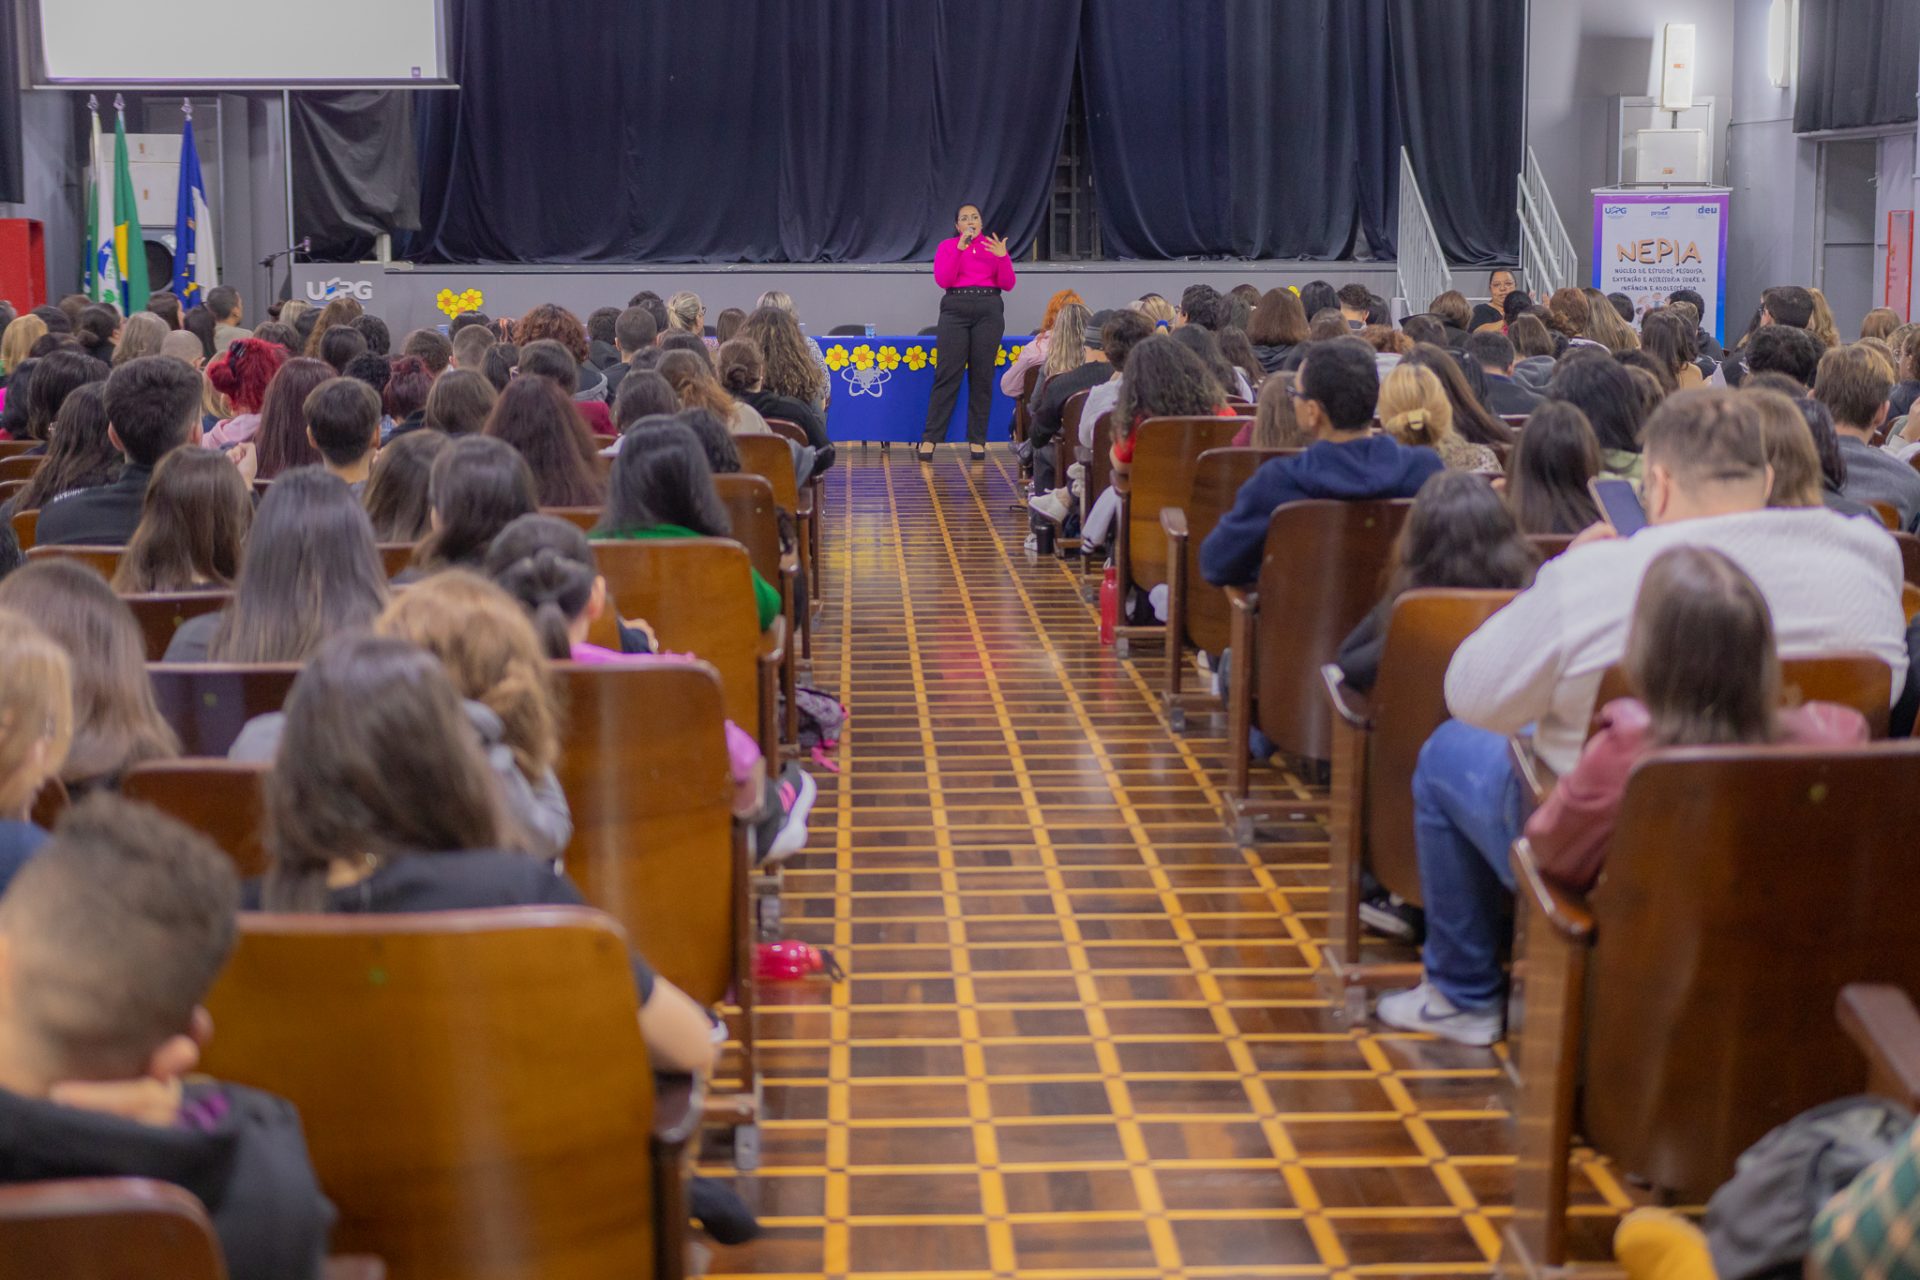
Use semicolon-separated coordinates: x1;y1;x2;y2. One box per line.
812;335;1035;443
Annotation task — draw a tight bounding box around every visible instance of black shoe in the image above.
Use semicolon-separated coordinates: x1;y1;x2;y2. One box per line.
690;1176;761;1245
916;442;936;462
1359;891;1425;945
969;443;987;461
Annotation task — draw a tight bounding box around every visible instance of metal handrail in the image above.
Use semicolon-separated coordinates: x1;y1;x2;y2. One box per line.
1394;148;1453;314
1517;147;1579;297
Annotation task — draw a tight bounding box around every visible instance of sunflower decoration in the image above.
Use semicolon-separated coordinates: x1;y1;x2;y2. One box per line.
994;345;1011;366
851;345;876;370
929;348;938;367
824;346;850;372
435;287;485;321
877;346;902;372
1006;343;1024;364
904;346;929;371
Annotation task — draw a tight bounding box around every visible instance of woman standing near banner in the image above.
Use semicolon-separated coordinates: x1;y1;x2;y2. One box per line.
918;204;1016;462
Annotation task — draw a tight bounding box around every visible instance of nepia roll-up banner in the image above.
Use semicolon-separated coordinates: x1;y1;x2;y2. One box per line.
1592;189;1730;342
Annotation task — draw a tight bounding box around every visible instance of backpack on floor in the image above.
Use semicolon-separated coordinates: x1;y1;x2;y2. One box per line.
793;685;847;768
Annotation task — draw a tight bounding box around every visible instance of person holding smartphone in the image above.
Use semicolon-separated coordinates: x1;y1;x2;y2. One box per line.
919;203;1016;462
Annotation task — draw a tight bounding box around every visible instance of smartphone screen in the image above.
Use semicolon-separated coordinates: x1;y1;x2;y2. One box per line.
1588;477;1647;536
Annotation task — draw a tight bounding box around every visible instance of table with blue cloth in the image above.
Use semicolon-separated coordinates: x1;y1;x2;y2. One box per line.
812;335;1035;444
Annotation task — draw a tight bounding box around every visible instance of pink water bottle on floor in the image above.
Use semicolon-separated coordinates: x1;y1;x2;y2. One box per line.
1099;566;1118;646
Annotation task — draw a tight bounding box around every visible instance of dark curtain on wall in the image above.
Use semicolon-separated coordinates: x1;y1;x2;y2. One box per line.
0;0;24;206
1795;0;1920;132
1078;0;1522;264
291;92;421;262
404;0;1082;264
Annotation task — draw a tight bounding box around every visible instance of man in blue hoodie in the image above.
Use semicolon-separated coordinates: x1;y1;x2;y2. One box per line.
1200;338;1443;586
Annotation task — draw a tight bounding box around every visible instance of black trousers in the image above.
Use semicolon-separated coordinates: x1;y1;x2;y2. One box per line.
922;290;1005;446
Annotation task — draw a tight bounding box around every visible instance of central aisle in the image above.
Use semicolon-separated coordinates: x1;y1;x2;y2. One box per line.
705;448;1631;1279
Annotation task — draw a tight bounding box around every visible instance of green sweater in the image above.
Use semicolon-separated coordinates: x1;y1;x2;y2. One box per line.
604;524;781;631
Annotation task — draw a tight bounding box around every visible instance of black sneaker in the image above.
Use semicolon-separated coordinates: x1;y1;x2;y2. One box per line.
690;1176;761;1245
1359;892;1425;944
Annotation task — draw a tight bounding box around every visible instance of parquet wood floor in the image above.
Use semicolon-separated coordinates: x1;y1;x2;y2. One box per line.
703;447;1635;1279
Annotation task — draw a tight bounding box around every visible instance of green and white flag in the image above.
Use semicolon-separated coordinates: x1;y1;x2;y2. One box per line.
84;99;116;305
109;104;149;312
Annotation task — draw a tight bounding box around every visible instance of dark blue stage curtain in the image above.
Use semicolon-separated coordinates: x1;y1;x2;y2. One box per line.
406;0;1083;265
1795;0;1920;133
1078;0;1523;265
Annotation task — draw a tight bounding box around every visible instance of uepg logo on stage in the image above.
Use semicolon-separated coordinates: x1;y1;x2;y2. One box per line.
305;278;375;302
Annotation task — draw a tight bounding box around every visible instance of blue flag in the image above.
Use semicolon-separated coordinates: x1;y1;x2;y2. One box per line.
170;116;217;305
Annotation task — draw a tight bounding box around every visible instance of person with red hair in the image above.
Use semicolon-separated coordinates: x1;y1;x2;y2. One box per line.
203;338;288;449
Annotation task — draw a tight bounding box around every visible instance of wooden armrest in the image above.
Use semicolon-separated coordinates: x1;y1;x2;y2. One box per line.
1320;663;1371;730
1509;837;1594;939
1508;734;1556;807
1839;984;1920;1109
1160;506;1189;540
323;1258;387;1280
1223;585;1258;616
758;616;787;666
652;1071;708;1146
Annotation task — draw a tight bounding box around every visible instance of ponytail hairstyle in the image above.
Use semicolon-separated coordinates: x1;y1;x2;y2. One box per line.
484;513;602;660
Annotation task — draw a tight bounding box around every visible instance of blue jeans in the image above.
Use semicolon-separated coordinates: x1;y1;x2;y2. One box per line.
1412;719;1526;1010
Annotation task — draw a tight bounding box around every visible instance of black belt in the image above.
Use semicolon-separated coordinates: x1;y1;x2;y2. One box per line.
945;286;1001;297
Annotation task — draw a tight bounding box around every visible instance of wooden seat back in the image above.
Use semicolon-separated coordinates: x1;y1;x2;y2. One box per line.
764;418;809;451
26;544;121;578
1895;530;1920;586
1580;742;1920;1198
733;434;799;512
0;1178;225;1280
121;759;270;878
1122;416;1249;594
1088;412;1114;504
1364;590;1517;903
377;544;417;578
1013;366;1041;445
147;663;301;757
1527;533;1575;562
1590;654;1893;739
0;478;27;506
711;474;783;590
122;591;230;662
0;439;39;459
1176;448;1295;655
0;455;42;483
585;539;761;736
1253;500;1413;759
8;508;32;551
201;909;655;1280
552;662;740;1008
1055;390;1088;490
540;507;601;533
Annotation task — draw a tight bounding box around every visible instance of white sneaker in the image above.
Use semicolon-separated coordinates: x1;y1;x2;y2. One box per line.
1029;491;1071;524
1148;583;1169;622
1375;980;1503;1047
1023;533;1038;552
1067;462;1086;483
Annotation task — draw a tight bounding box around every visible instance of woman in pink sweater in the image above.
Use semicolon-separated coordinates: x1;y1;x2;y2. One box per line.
918;203;1017;462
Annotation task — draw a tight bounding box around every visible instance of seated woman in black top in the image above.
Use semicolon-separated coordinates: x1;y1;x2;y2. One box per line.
716;339;833;473
255;633;717;1076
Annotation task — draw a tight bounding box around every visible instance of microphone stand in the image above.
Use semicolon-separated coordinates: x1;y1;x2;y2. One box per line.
259;238;311;312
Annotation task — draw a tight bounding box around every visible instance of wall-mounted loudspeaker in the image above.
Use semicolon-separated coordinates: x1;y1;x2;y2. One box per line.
1660;22;1697;111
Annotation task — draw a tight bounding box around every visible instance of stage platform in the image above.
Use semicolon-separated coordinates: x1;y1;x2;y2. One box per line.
290;259;1402;342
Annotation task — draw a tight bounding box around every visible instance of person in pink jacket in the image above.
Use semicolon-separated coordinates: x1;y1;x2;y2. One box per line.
918;203;1016;462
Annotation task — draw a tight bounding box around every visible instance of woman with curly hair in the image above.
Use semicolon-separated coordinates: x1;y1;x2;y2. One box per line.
738;305;828;414
513;304;612;422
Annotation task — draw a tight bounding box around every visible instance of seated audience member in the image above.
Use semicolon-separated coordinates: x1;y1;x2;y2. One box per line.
739;305;830;414
1335;283;1371;329
482;376;607;509
0;314;46;382
72;305;120;366
316;323;366;375
1582;286;1640;353
449;310;489;338
165;469;388;663
1542;351;1647;481
1468;269;1516;331
1245;289;1310;375
423;367;496;437
1399;314;1446;349
1402;344;1516;449
0;358;35;440
0;794;333;1280
1815;344;1919;527
301;298;362;359
1377;390;1905;1044
410;435;540;575
666;291;707;339
1077;310;1155;454
594;421;781;632
0;611;71;892
1667;287;1724;360
0;563;178;796
1376;363;1500;472
1725;285;1817;386
602;305;660;402
1133;294;1178;330
1605;292;1635;324
1808;287;1842;350
1507;312;1559;374
1200;339;1445;587
255;634;716;1075
629;291;670;333
382;355;434;439
36;357;210;547
511;305;606;424
24;348;108;446
1337;470;1537;695
660;332;715;366
6;384;119;520
1308;309;1350;342
1501;291;1534;334
1504;401;1603;535
303;377;382;495
585;306;621;370
518;339;614;438
1025;302;1092;415
206;284;250;347
1750;385;1831;511
674;408;744;474
1429;291;1474;347
251;357;332;481
660;349;769;437
481;342;519;394
487;513;814;858
160;329;205;368
112;313;168;367
346;313;390;357
111;447;253;593
1618;348;1678;401
1861;307;1902;342
1178;284;1225;331
1466;331;1542;416
1637;310;1703;391
718;338;834;471
614;371;680;434
449;323;494;375
1888;328;1920;420
1001;288;1083;394
341;351;390;401
1172;323;1255;401
400;327;452;377
361;428;449;543
1026;312;1114;525
248;322;298;355
1234;372;1312;449
713;307;746;345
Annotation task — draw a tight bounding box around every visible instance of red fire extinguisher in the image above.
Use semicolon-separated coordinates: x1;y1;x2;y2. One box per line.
1099;565;1118;646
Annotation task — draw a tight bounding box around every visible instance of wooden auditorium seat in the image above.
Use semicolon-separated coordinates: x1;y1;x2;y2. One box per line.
1319;589;1516;1011
0;455;43;483
121;759;270;878
377;544;417;578
0;478;27;507
541;507;601;533
147;663;301;757
0;439;40;459
586;539;782;764
8;509;32;552
1111;416;1248;655
761;420;825;602
714;473;799;742
201;908;677;1280
1839;983;1920;1110
121;590;230;662
1526;533;1575;562
734;433;818;610
1894;530;1920;586
0;1178;228;1280
1506;740;1920;1269
1159;446;1297;723
26;544;121;578
1223;499;1413;838
1588;653;1894;739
